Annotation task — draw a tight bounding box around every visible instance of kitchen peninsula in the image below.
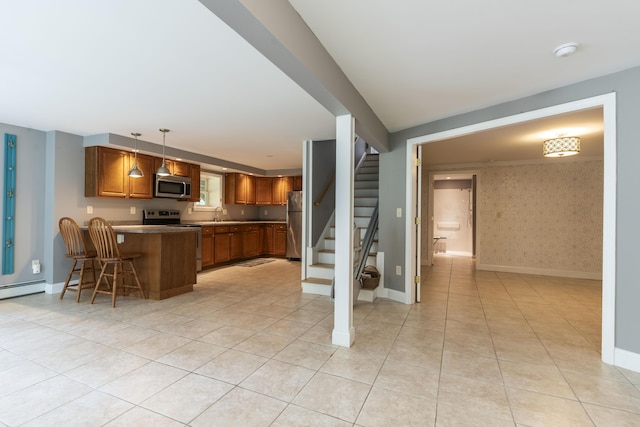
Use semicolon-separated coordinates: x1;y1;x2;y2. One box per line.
83;225;198;300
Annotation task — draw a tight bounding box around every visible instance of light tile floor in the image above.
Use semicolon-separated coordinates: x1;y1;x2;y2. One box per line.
0;256;639;426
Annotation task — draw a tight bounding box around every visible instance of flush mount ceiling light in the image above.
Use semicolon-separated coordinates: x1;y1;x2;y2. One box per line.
128;132;144;178
156;128;171;176
554;42;579;58
543;136;581;157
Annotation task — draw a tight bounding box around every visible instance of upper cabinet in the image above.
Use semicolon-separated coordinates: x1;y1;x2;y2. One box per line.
85;146;200;200
225;174;302;205
128;153;155;199
189;164;200;203
293;175;302;191
255;177;273;205
86;146;130;198
272;177;293;206
225;173;256;205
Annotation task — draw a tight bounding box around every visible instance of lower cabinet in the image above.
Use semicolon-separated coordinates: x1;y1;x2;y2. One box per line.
274;224;287;256
214;227;231;263
230;226;243;260
243;225;259;258
202;226;215;268
200;222;287;270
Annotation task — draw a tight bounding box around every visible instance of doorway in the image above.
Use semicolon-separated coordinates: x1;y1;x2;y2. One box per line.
428;172;476;264
405;93;616;365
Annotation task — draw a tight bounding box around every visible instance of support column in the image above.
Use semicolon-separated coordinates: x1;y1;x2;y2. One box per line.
332;114;356;347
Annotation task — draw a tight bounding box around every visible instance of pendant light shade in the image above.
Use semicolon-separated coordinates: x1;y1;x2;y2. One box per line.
156;128;171;176
128;132;144;178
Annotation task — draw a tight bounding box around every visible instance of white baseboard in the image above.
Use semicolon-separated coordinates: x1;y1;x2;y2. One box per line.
45;281;68;295
476;263;601;280
614;347;640;373
375;286;410;304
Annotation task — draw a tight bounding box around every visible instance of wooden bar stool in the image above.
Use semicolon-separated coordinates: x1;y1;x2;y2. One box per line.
59;217;98;302
87;217;146;308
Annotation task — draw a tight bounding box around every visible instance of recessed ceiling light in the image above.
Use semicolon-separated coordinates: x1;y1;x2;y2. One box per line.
266;154;274;158
446;176;451;180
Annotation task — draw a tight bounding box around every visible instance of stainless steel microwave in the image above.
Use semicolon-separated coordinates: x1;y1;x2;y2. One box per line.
154;175;191;200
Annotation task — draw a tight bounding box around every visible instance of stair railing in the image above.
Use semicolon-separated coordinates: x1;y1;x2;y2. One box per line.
354;200;379;281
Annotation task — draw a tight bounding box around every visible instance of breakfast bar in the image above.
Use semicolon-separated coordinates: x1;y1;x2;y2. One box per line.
84;225;198;300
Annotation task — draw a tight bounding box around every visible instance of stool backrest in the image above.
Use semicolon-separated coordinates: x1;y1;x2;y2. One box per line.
88;217;121;260
59;217;89;257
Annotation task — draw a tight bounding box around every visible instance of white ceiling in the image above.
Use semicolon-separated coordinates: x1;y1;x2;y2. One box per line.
1;0;638;171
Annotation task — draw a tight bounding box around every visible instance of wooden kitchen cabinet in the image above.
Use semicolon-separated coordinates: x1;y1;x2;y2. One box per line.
172;161;191;177
255;177;273;205
225;173;256;205
274;224;287;256
128;153;154;199
201;226;215;267
293;175;303;191
85;146;128;198
189;164;201;203
230;226;243;260
214;226;231;263
243;225;259;257
272;177;293;205
263;224;275;255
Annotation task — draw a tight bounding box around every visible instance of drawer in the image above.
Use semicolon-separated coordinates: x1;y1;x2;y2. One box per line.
230;225;242;233
243;225;259;232
202;226;215;235
275;224;286;231
214;226;229;234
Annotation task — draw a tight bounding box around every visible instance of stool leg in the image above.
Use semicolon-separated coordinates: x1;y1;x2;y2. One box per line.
60;260;77;300
76;260;87;303
128;260;146;299
90;262;109;305
112;263;119;308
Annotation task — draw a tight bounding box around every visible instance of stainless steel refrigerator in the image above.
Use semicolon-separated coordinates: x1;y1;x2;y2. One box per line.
286;191;302;259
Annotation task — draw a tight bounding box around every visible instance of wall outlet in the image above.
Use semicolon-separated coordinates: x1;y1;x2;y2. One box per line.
32;260;40;274
264;210;268;215
188;207;192;215
130;206;136;215
117;234;124;244
86;205;93;214
396;208;402;218
395;265;402;275
223;208;228;215
241;210;244;215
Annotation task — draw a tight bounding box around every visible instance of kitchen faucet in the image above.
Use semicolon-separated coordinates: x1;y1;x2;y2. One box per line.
213;206;224;222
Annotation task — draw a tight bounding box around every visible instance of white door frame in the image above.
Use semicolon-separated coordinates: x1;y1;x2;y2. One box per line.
404;93;616;364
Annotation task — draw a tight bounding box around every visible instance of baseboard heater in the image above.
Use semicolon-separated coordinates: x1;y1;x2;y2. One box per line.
0;280;46;300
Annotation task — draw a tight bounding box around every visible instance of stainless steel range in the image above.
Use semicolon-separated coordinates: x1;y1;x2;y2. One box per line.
143;209;202;272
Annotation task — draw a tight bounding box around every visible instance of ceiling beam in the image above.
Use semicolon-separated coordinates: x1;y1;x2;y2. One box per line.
198;0;389;152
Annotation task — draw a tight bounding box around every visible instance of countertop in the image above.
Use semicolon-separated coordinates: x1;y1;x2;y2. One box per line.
183;220;286;226
81;220;286;234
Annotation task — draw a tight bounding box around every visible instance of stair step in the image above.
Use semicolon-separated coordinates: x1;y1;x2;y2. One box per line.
302;277;333;286
310;263;335;269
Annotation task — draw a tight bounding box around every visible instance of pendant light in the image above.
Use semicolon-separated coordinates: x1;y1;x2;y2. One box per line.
156;128;171;176
128;132;144;178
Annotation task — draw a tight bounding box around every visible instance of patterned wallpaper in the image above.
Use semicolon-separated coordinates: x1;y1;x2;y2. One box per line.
478;161;603;273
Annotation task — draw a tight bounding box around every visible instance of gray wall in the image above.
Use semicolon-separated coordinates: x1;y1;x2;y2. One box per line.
0;124;46;286
378;65;640;354
311;139;336;245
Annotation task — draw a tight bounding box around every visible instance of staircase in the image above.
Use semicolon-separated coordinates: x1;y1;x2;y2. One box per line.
302;153;380;301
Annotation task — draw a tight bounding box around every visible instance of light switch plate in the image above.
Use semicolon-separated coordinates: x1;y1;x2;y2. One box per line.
396;265;402;275
117;234;124;244
130;206;136;215
87;205;93;214
396;208;402;218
